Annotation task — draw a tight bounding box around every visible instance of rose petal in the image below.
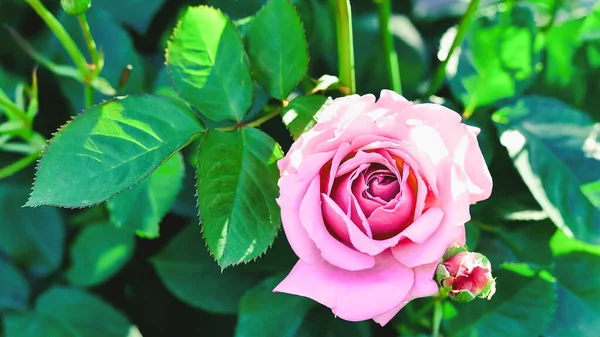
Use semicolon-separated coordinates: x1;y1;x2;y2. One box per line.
391;218;466;268
454;129;493;204
277;175;323;264
347;207;443;257
373;261;439;326
274;251;414;322
376;90;413;111
398;207;444;243
300;178;375;271
322;193;370;244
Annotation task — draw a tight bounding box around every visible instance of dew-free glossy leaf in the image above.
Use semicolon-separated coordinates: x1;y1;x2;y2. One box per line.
295;305;373;337
3;313;77;337
96;0;166;33
66;224;135;287
107;152;184;238
27;95;203;208
446;266;556;337
0;184;64;277
448;4;539;109
282;95;329;140
246;0;309;99
196;128;283;267
150;225;266;314
235;275;315;337
35;287;136;337
493;96;600;244
166;6;253;122
546;251;600;336
0;259;29;311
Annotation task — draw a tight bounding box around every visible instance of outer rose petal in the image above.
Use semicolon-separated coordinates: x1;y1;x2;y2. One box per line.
373;262;439;326
274;251;414;322
455;129;493;203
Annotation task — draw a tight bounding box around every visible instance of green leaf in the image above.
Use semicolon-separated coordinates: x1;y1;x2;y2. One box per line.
550;230;600;256
4;313;77;337
579;2;600;41
446;266;556;337
546;251;600;336
150;225;267;314
235;275;316;337
34;287;137;337
107;152;185;238
448;4;540;109
96;0;166;33
294;306;372;337
0;184;64;277
493;96;600;245
27;95;203;208
496;221;555;266
65;224;135;287
282;95;329;140
246;0;309;99
166;6;253;122
0;259;29;311
196;128;283;268
532;18;587;109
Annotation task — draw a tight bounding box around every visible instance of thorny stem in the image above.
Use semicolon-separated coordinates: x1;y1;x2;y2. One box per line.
374;0;402;94
329;0;356;94
426;0;481;97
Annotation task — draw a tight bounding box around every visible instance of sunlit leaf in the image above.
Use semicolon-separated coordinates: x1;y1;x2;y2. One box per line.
448;4;539;109
281;95;329;140
246;0;309;99
196;128;283;267
494;96;600;244
166;6;253;122
27;95;203;208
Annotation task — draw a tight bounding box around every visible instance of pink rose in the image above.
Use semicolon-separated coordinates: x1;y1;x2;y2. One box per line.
273;90;492;325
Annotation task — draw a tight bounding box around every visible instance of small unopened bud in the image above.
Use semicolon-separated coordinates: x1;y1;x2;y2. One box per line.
436;244;496;303
61;0;91;16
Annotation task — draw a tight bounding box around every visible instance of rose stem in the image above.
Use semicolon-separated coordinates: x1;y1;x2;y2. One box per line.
328;0;356;95
374;0;402;94
25;0;92;81
425;0;481;98
78;13;102;107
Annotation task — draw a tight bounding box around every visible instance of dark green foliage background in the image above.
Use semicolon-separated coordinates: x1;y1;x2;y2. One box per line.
1;0;600;336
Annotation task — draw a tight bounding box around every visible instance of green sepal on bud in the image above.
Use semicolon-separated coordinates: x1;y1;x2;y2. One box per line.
436;244;496;303
61;0;91;16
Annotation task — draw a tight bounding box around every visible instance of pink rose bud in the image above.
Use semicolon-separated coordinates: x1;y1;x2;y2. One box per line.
436;245;496;303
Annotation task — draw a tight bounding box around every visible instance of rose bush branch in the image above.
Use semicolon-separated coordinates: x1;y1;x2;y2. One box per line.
426;0;480;98
328;0;356;94
374;0;402;94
